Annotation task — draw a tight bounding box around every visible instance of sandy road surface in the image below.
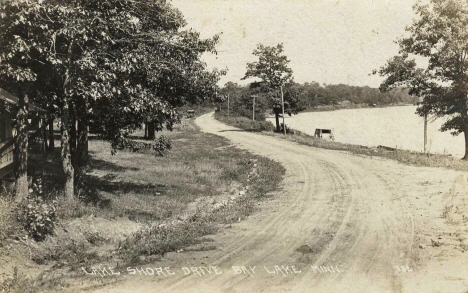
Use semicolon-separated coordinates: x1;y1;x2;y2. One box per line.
92;113;468;293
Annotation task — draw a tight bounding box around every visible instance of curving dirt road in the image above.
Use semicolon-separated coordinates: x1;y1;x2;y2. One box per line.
93;113;468;293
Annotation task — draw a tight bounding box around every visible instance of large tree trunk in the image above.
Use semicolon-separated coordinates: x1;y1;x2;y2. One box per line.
463;123;468;160
76;96;89;172
61;40;75;199
147;122;155;140
69;101;77;168
48;117;54;152
275;112;280;132
61;97;74;199
42;119;48;152
60;107;63;149
14;95;29;202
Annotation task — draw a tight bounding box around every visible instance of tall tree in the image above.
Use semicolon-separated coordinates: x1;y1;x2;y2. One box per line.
14;94;29;201
376;0;468;159
243;43;295;132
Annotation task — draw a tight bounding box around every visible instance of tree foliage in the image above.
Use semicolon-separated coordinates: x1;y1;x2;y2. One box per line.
243;44;293;89
376;0;468;159
242;43;297;131
0;0;223;197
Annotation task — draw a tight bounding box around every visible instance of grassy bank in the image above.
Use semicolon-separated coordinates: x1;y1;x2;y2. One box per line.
0;118;285;292
271;130;468;171
214;114;468;172
214;110;274;132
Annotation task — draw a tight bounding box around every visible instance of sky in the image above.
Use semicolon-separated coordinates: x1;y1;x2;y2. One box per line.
171;0;418;88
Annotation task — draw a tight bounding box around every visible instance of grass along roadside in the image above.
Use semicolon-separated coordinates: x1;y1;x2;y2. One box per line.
214;110;275;132
214;113;468;172
0;118;284;292
267;130;468;171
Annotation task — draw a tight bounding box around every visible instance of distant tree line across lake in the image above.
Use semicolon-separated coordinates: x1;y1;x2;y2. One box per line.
294;82;415;108
221;81;415;120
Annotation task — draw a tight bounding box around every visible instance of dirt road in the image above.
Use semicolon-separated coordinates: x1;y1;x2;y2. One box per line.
93;113;468;293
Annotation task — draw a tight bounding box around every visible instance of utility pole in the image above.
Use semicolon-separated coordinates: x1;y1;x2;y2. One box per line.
252;95;256;121
227;94;230;117
424;113;428;153
281;85;286;135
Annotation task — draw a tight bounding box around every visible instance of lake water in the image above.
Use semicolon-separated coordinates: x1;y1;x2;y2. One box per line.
266;105;465;157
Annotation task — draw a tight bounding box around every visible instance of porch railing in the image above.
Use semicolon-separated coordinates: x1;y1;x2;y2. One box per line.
0;137;15;172
0;118;49;180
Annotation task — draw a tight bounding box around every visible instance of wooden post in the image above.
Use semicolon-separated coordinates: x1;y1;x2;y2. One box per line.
42;119;47;152
48;104;54;152
252;95;255;121
0;101;4;142
281;86;286;135
424;114;428;153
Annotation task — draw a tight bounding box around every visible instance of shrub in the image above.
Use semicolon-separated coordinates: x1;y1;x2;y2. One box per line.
153;135;172;156
17;197;57;241
255;120;275;132
278;123;293;134
115;138;151;152
115;136;171;156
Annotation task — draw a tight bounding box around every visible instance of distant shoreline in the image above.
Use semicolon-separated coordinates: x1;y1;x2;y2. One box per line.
263;103;416;119
306;102;413;112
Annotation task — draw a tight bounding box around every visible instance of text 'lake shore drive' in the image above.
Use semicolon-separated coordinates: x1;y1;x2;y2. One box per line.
82;264;415;278
82;265;335;278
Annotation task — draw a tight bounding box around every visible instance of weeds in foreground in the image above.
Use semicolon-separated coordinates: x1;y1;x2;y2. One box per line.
118;217;218;262
0;267;68;293
0;197;17;243
32;237;100;266
0;267;39;293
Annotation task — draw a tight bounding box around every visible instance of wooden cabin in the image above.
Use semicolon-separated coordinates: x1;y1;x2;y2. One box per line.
0;89;17;184
0;89;45;189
